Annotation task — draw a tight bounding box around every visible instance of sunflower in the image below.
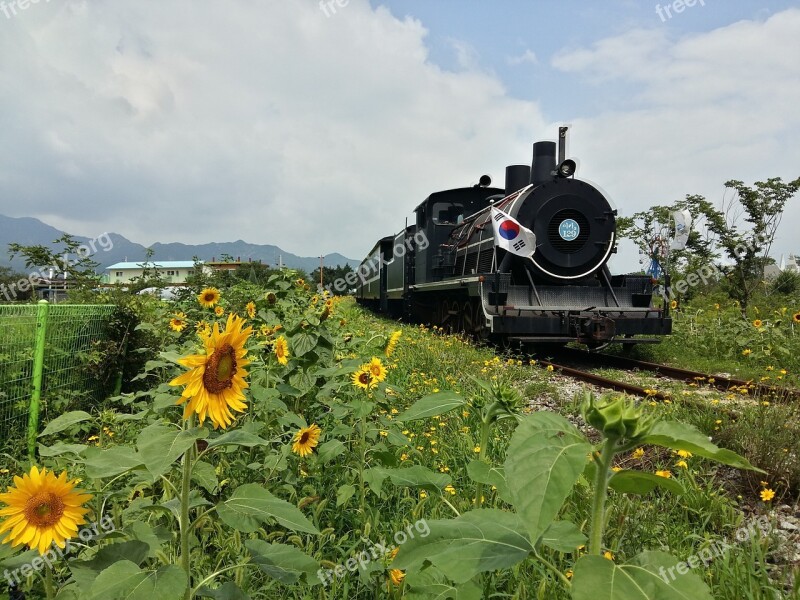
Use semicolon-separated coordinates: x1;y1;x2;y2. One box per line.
196;320;211;339
291;424;322;457
266;292;277;305
669;300;678;310
753;319;763;328
198;287;221;308
170;313;253;429
274;335;290;365
385;331;402;357
351;367;376;390
170;312;187;332
367;357;388;383
388;569;405;587
0;467;92;555
246;301;256;319
793;311;800;324
214;305;225;317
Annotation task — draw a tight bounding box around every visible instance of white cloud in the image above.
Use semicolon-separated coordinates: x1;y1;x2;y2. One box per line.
551;9;800;270
507;49;538;66
0;0;548;259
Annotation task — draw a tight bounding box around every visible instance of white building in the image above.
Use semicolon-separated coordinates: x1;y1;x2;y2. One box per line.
105;261;198;284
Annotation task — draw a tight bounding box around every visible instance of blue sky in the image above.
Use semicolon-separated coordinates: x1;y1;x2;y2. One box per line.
0;0;798;272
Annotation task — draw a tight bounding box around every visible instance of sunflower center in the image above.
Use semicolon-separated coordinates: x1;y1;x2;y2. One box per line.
24;492;65;527
299;431;310;444
359;372;371;384
203;343;237;393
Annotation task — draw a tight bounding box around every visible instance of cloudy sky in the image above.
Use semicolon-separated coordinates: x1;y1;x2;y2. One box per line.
1;0;798;271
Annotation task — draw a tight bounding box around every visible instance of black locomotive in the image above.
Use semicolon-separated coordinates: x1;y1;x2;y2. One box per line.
354;128;671;348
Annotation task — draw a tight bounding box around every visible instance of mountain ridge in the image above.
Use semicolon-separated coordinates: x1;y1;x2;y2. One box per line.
0;214;360;274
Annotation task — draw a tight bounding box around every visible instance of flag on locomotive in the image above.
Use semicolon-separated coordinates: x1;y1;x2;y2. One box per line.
490;207;537;258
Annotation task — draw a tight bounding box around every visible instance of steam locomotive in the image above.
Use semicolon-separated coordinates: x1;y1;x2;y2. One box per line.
354;128;672;348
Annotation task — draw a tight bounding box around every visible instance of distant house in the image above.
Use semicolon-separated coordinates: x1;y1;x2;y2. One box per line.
765;254;800;279
105;261;199;284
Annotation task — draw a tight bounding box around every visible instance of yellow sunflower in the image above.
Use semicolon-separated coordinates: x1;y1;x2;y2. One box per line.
170;313;253;429
196;320;211;339
214;305;225;317
291;424;322;457
352;367;376;390
170;312;187;332
274;335;290;365
246;301;256;319
753;319;763;328
793;311;800;324
198;287;221;308
669;300;678;310
385;331;402;357
0;466;92;555
388;569;405;587
367;357;388;383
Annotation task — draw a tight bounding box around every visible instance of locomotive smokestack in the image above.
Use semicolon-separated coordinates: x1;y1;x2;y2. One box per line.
530;141;556;186
504;165;531;196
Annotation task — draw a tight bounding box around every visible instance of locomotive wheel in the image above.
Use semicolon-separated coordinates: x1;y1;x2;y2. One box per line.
461;301;474;335
439;299;454;333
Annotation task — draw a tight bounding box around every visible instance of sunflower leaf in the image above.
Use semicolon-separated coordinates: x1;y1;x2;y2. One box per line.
397;392;465;422
136;423;207;481
217;484;320;535
39;410;92;437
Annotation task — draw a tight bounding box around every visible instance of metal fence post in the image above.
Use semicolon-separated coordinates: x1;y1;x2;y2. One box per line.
27;300;49;459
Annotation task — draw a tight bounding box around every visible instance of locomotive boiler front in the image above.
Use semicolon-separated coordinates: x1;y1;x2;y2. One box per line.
508;141;617;281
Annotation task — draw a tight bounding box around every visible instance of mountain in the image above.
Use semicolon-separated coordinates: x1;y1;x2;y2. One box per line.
0;214;360;274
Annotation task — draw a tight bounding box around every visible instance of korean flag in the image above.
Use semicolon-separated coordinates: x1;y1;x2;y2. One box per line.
490;207;536;258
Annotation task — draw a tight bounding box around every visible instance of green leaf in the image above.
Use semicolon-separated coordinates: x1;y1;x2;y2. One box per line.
83;446;144;478
392;509;532;584
217;484;320;535
318;440;346;464
336;484;356;507
38;442;88;457
539;521;586;553
70;541;152;595
608;470;684;496
206;430;270;449
398;392;465;422
366;466;451;492
466;460;511;503
245;540;321;585
89;561;188;600
571;551;713;600
291;332;318;357
196;582;251;599
405;567;483;600
39;411;92;436
640;421;763;471
504;412;591;543
136;424;205;481
192;460;219;494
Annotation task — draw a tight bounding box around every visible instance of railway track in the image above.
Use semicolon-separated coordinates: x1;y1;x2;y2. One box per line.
533;348;800;403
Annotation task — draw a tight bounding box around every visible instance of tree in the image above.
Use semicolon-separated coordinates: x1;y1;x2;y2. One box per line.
690;177;800;311
127;247;167;293
7;234;102;293
310;264;355;294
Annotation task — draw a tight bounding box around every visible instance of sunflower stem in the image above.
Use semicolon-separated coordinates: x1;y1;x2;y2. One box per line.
43;566;55;600
473;416;492;508
589;435;618;556
358;412;367;513
180;420;195;600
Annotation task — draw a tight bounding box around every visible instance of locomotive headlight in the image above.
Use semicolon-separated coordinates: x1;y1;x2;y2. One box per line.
556;159;576;178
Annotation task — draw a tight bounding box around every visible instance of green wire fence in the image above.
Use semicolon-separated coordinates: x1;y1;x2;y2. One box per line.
0;301;117;457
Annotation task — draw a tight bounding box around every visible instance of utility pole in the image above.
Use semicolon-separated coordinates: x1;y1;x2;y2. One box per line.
319;255;324;289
